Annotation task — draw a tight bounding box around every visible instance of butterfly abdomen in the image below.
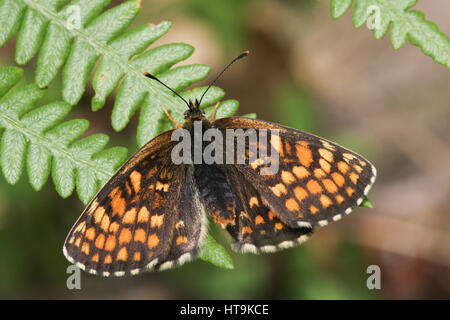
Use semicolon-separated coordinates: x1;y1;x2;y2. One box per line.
193;164;236;228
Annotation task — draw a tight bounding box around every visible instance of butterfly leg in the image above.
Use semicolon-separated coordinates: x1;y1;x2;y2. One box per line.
160;103;182;128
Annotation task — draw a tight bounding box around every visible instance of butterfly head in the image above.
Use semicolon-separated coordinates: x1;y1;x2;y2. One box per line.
184;99;205;120
145;51;249;123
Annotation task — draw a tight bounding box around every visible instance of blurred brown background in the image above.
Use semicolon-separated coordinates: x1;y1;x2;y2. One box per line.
0;0;449;299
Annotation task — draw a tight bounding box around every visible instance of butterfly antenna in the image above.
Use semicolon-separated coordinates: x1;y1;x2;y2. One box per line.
144;72;191;108
198;50;250;105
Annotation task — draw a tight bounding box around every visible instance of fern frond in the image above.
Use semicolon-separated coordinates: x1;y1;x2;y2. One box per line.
0;0;240;147
0;66;128;204
330;0;450;68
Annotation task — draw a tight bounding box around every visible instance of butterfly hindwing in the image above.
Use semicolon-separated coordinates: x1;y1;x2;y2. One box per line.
214;117;377;228
225;166;313;253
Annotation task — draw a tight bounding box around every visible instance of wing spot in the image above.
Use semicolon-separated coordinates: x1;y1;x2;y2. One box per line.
319;148;334;162
268;211;275;220
295;141;313;167
75;237;81;247
119;228;132;244
242;226;253;235
294;186;308;202
319;158;331;173
137;206;150;223
175;220;185;229
147;234;159;249
81;242;90;255
320;195;333;208
343;153;357;160
100;214;110;232
322;179;338;194
346;187;355;196
255;215;265;225
335;194;345;204
274;222;284;231
156;181;170;192
74;221;86;233
337;161;350;174
125;181;132;196
310;205;319;214
134;228;146;243
87;200;99;215
111;190;126;217
281;170;296;185
117;247;128;262
123;208;137;224
85;227;95;241
105;235;116;251
94;207;105;224
306;179;323;194
109;222;120;234
350;172;359;184
151;214;164;228
130;170;142;194
331;172;345;187
314;168;326;179
108;186;120;199
353;164;363;173
321;140;336;151
95;234;105;249
285;198;300;211
133;252;141;262
270;183;288;197
104;254;112;264
250;158;264;169
270;134;284;157
92;253;99;263
249;196;259;208
176;236;188;245
292;166;310;179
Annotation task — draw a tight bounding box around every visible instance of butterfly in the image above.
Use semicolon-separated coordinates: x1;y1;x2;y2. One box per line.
63;52;376;276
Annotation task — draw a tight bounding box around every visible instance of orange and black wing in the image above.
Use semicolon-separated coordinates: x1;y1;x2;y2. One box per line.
63;130;207;276
225;166;313;253
214;117;377;229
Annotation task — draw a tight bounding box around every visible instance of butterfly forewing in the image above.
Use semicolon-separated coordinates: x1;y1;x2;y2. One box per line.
214;117;377;228
64;130;207;276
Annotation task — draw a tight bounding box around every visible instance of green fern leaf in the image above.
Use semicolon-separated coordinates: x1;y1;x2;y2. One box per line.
0;66;128;204
330;0;450;67
0;0;239;146
199;234;234;270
